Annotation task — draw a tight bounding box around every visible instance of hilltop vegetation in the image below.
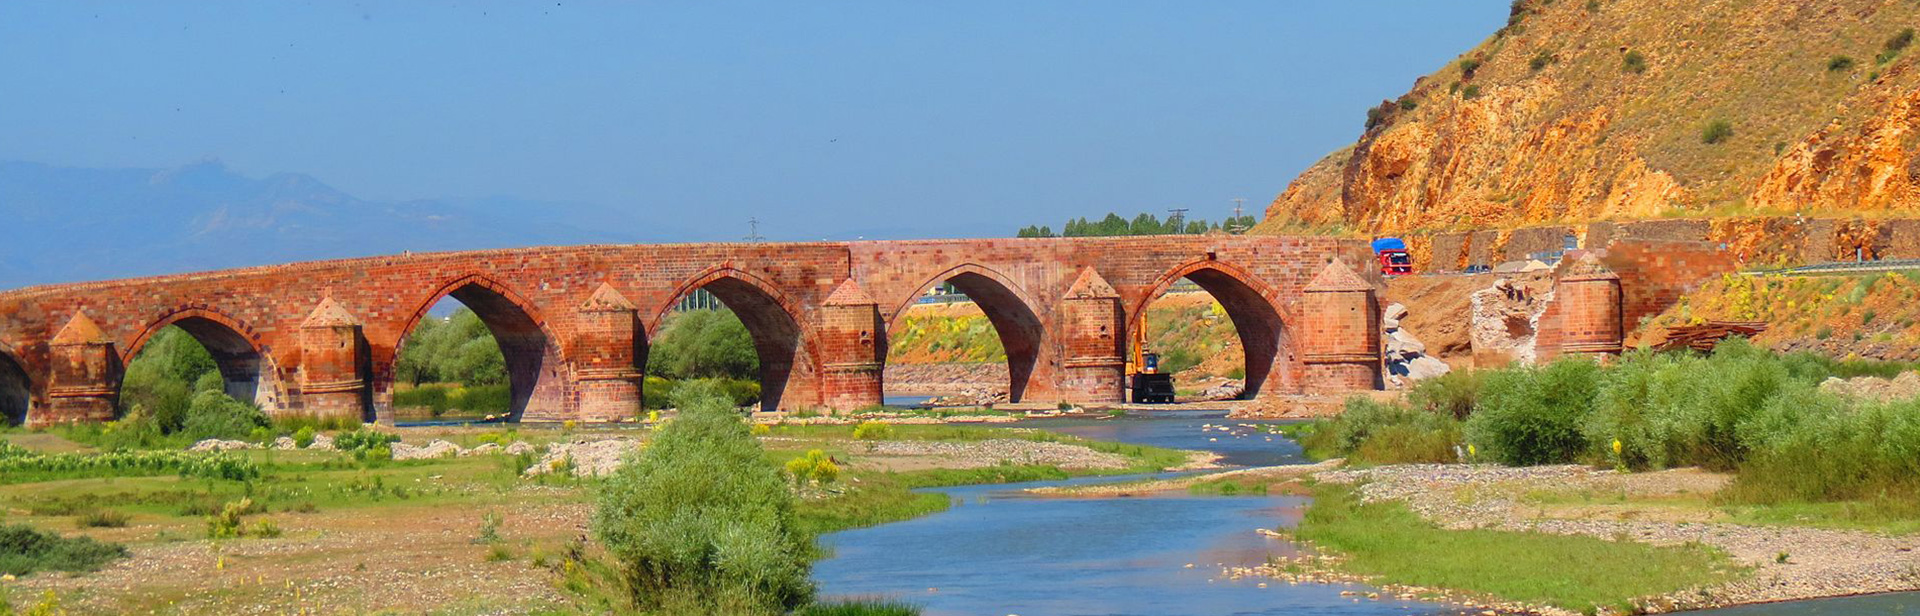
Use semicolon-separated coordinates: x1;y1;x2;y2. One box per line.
1259;0;1920;234
1016;211;1258;238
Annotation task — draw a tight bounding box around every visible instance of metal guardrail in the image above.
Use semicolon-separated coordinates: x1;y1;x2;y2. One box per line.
1745;258;1920;277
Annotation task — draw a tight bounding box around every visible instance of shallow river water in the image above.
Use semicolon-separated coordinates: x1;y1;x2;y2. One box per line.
812;410;1918;616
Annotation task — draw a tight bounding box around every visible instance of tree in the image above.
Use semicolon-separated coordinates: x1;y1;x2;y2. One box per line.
119;327;220;431
593;382;814;614
647;309;758;380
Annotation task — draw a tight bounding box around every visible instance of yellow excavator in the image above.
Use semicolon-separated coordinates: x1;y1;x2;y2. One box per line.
1126;326;1175;404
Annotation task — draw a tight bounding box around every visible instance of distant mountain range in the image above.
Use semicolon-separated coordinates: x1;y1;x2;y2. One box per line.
0;159;679;289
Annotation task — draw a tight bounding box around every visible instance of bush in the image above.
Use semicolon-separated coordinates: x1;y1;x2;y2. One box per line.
1407;371;1484;420
293;426;317;448
1458;57;1483;76
1622;50;1647;73
0;523;129;576
786;449;840;485
1879;28;1915;64
851;421;895;441
592;385;814;614
1828;55;1856;72
180;390;269;442
1701;119;1734;144
1465;359;1601;466
1529;51;1554;72
76;509;130;529
206;498;254;539
1299;397;1462;464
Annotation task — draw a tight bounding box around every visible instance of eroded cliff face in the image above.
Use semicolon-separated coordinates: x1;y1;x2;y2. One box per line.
1260;0;1920;235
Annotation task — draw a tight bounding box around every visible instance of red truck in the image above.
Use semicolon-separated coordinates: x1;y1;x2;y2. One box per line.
1373;238;1413;276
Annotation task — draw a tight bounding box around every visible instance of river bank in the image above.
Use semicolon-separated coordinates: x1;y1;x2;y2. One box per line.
1069;456;1920;615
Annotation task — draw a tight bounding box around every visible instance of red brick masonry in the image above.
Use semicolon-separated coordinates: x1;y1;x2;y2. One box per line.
0;236;1388;425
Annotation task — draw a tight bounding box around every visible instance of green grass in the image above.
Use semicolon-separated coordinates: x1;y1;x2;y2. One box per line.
0;523;131;577
795;599;922;615
1295;485;1743;613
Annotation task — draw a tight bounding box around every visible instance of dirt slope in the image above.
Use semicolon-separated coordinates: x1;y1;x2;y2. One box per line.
1258;0;1920;235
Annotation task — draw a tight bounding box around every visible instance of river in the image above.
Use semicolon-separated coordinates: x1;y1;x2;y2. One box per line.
812;410;1918;615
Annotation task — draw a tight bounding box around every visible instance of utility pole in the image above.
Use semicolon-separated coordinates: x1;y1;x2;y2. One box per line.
1166;207;1189;234
1228;198;1249;234
744;217;765;243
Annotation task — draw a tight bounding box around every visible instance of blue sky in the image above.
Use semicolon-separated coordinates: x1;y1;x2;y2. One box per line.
0;1;1506;241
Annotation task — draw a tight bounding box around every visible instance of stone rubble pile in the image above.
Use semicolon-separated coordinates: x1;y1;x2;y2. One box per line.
522;438;642;478
187;439;257;452
860;438;1130;470
1381;302;1451;388
1818;371;1920;402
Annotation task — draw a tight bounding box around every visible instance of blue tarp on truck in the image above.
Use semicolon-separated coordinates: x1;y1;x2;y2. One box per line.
1371;237;1408;253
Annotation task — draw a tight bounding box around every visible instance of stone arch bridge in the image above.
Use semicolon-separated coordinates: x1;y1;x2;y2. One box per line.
0;235;1393;427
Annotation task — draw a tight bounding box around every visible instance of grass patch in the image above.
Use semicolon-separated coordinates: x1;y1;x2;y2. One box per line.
796;599;922;615
1295;485;1742;613
0;523;130;577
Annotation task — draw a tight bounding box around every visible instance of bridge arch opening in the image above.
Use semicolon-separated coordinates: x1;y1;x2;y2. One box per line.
651;272;809;412
0;351;29;426
393;279;564;422
124;314;279;414
888;267;1046;404
1131;263;1290;400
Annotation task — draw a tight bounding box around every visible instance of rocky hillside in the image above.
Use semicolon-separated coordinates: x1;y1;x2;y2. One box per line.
1258;0;1920;234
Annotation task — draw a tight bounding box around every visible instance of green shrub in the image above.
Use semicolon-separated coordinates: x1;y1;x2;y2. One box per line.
593;384;814;614
0;523;129;576
180;390;269;441
206;498;254;539
1828;55;1856;72
1466;359;1601;466
1458;57;1483;76
76;509;129;529
1622;50;1647;73
1408;371;1484;420
1529;51;1554;72
852;421;896;441
1701;119;1734;145
1299;397;1462;464
293;426;317;448
1462;84;1483;100
1878;28;1915;64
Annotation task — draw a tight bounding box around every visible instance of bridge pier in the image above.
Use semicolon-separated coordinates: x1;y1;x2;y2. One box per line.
573;284;644;422
1057;267;1126;405
1299;259;1383;391
39;312;119;427
818;280;884;411
297;299;370;423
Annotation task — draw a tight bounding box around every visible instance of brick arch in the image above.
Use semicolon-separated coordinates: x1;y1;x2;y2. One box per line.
1129;259;1295;397
388;273;569;422
649;265;820;412
0;347;29;427
885;263;1048;402
124;306;284;411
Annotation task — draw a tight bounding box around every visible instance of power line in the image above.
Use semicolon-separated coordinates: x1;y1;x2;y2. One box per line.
1166;207;1189;234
